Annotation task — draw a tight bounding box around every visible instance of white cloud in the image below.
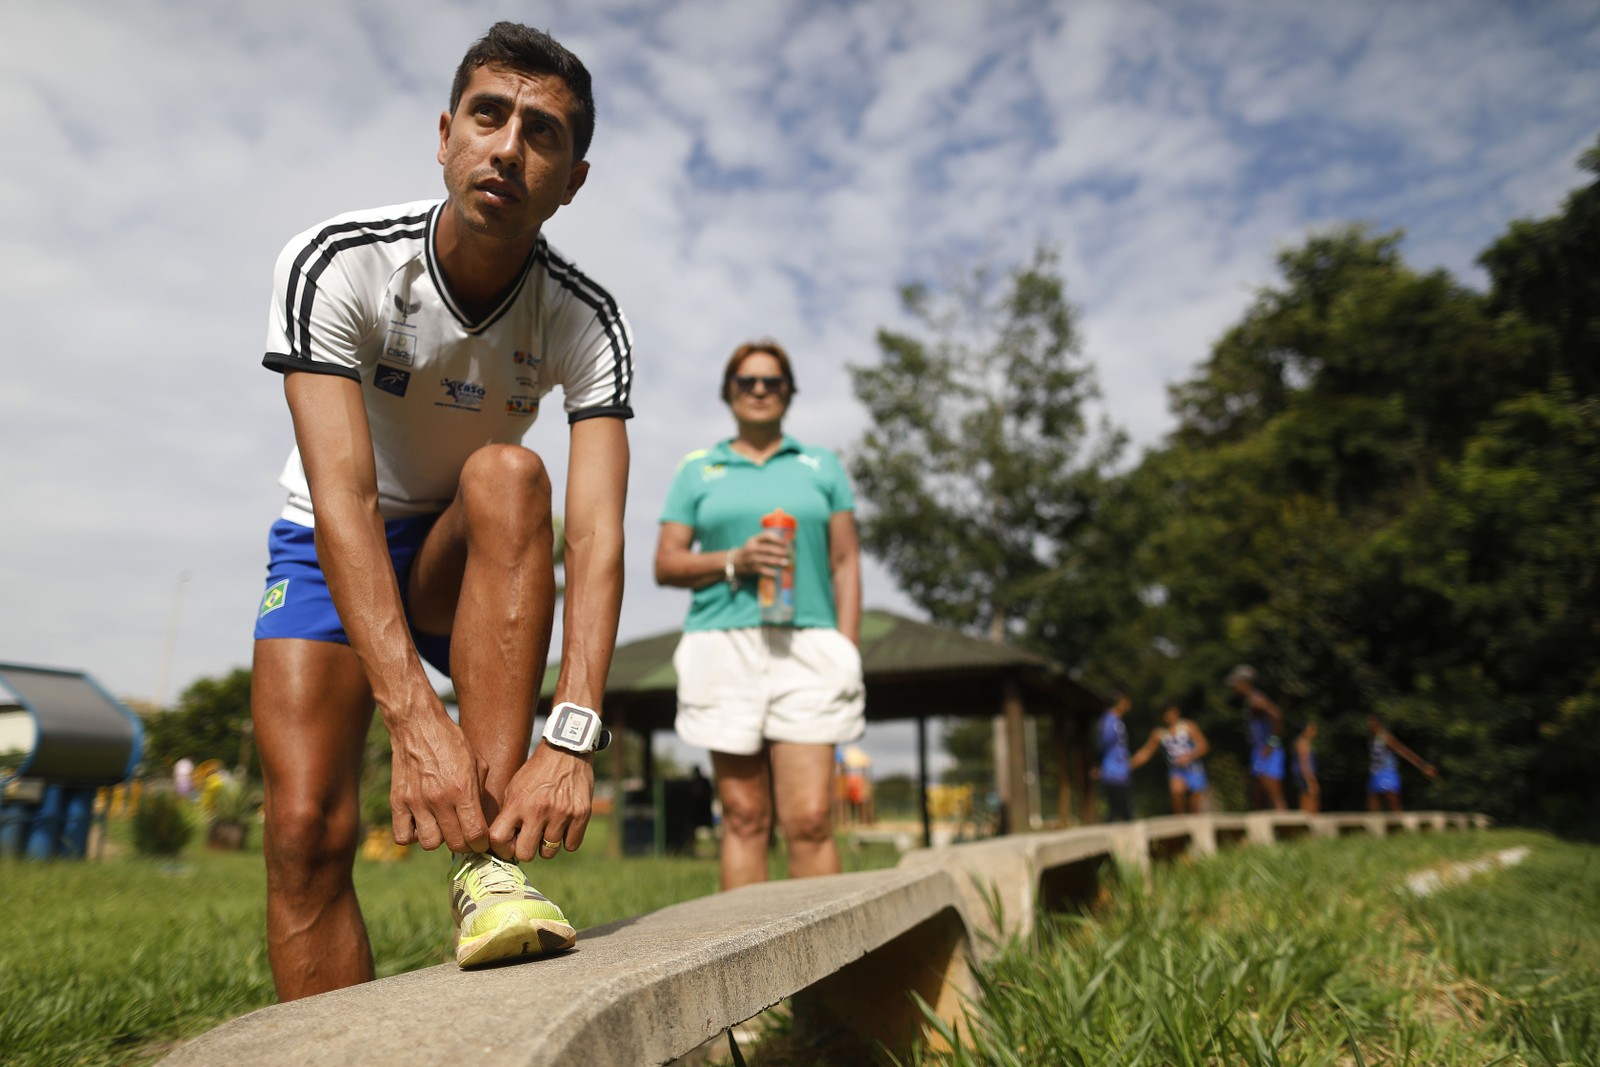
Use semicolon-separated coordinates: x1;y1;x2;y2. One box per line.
0;0;1595;762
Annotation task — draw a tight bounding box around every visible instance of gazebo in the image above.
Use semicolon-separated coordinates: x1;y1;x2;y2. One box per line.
540;610;1102;847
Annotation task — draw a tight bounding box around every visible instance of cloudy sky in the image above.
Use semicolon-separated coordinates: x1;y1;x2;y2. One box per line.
2;0;1596;776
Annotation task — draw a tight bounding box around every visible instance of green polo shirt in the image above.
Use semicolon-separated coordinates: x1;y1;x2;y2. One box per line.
659;436;855;632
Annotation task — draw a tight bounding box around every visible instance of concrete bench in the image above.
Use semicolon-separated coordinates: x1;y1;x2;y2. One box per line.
160;866;976;1067
163;810;1487;1065
898;827;1114;946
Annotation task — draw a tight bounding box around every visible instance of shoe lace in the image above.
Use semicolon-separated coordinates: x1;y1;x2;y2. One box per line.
475;854;527;895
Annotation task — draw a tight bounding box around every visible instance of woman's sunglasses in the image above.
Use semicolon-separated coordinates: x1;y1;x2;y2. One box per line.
731;375;788;395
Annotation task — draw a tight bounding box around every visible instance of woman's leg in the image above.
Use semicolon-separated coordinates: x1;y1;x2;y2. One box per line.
712;750;773;890
770;742;841;878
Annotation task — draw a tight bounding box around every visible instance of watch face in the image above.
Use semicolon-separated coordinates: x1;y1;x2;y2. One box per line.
550;705;595;748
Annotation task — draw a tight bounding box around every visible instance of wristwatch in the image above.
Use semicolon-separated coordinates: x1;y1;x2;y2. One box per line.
542;702;612;755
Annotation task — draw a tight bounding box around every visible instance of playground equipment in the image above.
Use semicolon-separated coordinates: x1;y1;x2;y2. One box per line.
0;662;143;859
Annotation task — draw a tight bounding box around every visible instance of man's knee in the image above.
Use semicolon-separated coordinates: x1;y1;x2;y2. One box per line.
264;795;361;890
459;445;552;521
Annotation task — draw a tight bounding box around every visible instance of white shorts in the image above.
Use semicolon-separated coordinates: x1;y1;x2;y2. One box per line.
673;627;866;756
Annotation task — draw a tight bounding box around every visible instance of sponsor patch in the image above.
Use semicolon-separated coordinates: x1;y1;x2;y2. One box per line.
437;377;485;411
506;395;539;415
512;350;542;368
700;463;727;482
375;366;411;397
383;330;416;366
259;578;289;617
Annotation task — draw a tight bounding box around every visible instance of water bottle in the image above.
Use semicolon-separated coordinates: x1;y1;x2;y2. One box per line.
757;508;797;624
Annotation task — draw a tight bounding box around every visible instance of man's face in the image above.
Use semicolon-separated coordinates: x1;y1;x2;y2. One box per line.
437;63;589;241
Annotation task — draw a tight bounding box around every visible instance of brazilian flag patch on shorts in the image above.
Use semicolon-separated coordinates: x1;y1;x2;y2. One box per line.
259;578;289;617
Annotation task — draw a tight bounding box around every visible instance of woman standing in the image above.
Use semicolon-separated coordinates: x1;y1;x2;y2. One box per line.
654;340;864;889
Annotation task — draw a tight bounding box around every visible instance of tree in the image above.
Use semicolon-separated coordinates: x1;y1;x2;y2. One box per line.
1049;137;1600;832
849;245;1124;640
140;668;258;781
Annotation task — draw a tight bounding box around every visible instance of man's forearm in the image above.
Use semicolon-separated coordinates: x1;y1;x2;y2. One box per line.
314;491;437;720
553;523;624;710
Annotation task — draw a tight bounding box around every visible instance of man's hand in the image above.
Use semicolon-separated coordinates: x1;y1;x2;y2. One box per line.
489;743;596;862
388;712;491;854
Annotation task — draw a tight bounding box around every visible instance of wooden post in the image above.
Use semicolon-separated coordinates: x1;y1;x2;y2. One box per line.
1002;677;1029;834
608;704;627;859
917;715;931;848
1054;711;1075;825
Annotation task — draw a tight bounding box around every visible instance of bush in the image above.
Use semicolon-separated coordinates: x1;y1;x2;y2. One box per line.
205;779;259;851
132;790;193;857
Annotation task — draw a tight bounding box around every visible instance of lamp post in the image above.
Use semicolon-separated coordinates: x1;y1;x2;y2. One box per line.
155;570;190;708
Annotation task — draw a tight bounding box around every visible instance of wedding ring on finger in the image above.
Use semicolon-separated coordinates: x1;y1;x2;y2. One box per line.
540;838;562;853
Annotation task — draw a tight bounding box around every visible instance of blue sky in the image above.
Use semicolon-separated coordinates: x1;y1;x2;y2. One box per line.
2;0;1597;776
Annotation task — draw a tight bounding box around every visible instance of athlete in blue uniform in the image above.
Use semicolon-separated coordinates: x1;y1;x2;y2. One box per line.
1293;721;1320;813
1366;715;1437;811
250;24;632;998
1129;704;1211;815
1228;665;1287;811
1091;692;1133;822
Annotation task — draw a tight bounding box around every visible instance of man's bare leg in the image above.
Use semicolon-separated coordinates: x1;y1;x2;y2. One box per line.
712;750;773;889
253;638;376;1001
771;742;841;879
408;445;556;814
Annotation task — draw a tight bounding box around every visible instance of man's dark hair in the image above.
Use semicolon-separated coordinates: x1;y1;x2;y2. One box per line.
449;22;596;161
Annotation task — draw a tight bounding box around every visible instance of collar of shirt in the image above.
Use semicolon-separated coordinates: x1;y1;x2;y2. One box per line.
708;435;803;466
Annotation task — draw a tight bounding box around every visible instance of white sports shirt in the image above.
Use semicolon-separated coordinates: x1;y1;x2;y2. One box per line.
262;199;633;525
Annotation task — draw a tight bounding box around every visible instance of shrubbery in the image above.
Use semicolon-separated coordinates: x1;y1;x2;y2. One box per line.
132;790;193;857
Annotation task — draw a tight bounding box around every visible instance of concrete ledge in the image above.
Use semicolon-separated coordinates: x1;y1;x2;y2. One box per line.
899;827;1114;947
166;810;1490;1066
160;867;975;1067
1211;814;1250;849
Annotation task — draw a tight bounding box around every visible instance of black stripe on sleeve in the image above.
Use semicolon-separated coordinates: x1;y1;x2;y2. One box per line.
262;352;362;380
568;405;634;424
279;210;431;364
540;243;634;412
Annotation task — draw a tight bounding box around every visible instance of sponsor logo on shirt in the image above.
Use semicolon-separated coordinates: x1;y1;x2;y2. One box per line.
506;395;539;416
700;464;727;482
375;366;411;397
383;330;416;366
259;578;289;617
391;293;421;324
798;454;821;471
513;350;542;367
437;377;485;411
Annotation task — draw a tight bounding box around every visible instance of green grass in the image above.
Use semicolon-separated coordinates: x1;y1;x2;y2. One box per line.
0;816;899;1067
903;829;1600;1067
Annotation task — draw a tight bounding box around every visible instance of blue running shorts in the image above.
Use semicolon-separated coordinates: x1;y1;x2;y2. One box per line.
1251;745;1285;781
1368;768;1402;795
253;516;451;676
1171;765;1208;793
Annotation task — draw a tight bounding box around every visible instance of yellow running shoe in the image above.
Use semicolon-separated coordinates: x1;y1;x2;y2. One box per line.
450;852;576;967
